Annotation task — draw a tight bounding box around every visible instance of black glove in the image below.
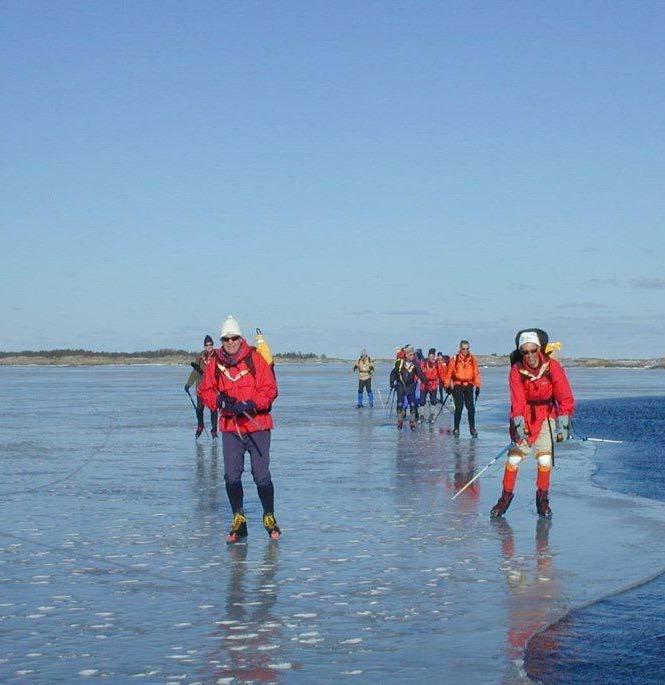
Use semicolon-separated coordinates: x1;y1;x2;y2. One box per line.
474;387;480;400
217;392;236;412
190;361;203;374
234;400;257;416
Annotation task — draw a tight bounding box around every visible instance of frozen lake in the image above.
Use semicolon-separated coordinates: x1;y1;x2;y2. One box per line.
1;364;664;684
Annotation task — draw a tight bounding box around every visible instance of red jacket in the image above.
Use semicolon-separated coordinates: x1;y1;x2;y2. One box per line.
436;359;449;385
509;355;574;444
198;357;220;410
201;340;278;433
421;360;440;392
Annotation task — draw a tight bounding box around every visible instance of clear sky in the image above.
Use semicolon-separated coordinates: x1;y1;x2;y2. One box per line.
2;1;664;359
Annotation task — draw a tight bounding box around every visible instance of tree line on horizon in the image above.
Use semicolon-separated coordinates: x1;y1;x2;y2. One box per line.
0;348;326;360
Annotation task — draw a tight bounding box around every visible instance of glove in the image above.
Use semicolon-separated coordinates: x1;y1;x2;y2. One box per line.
217;392;236;412
474;387;480;400
556;415;570;442
512;416;527;443
234;400;257;416
190;361;203;374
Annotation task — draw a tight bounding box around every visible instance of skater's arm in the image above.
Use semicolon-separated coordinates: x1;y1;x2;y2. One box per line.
549;359;575;416
509;365;526;419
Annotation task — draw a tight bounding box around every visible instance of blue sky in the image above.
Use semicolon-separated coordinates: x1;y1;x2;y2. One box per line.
2;1;664;358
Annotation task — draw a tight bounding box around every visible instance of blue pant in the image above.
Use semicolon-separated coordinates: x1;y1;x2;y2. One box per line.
222;430;272;487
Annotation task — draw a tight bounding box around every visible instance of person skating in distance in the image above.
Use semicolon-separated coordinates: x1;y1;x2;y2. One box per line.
184;335;218;439
353;349;375;408
445;340;482;437
390;346;427;430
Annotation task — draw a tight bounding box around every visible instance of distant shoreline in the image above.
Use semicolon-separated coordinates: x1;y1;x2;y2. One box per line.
0;351;663;369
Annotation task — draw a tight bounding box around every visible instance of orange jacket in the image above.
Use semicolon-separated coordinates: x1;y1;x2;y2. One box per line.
445;353;482;388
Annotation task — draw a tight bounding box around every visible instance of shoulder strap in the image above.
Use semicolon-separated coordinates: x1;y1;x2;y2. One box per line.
245;349;257;377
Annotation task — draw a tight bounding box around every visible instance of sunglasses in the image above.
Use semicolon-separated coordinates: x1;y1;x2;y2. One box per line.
221;335;241;343
521;348;539;356
461;347;470;351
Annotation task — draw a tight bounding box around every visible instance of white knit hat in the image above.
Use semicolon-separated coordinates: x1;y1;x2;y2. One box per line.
518;331;541;349
220;315;243;338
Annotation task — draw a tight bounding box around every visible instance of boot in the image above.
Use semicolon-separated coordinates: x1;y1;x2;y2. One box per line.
490;490;514;518
357;392;364;408
211;429;218;440
227;512;248;543
470;428;478;438
262;512;281;540
397;408;405;430
368;391;374;408
536;489;552;519
409;408;417;430
195;426;204;439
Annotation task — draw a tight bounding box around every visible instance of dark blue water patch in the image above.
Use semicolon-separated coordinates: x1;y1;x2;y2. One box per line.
574;396;665;500
526;396;665;684
527;574;665;685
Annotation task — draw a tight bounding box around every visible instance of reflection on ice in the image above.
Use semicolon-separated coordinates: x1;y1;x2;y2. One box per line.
0;365;664;683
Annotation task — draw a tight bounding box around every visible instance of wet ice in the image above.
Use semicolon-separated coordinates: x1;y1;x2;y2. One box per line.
1;365;665;683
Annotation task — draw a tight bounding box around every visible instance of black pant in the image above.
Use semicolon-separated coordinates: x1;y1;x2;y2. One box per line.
452;385;475;431
420;389;438;407
196;397;218;432
358;378;372;394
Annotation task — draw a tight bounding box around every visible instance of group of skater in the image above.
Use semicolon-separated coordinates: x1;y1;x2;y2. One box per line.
353;330;575;519
186;321;575;543
353;341;482;436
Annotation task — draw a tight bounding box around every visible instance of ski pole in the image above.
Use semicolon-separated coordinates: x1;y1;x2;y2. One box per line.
241;410;264;431
376;387;386;409
576;436;624;444
186;388;209;436
451;444;512;500
433;392;451;422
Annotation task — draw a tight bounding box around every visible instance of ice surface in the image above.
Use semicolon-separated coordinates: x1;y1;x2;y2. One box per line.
1;364;664;684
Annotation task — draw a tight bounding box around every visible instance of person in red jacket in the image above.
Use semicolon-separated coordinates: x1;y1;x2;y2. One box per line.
436;352;450;404
204;315;280;542
420;348;440;423
490;330;575;519
185;335;219;439
444;340;482;437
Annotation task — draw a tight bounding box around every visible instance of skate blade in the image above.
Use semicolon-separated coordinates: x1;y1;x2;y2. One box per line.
226;534;248;544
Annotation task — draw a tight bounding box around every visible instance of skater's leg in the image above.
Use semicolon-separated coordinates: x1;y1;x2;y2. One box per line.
452;386;464;433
